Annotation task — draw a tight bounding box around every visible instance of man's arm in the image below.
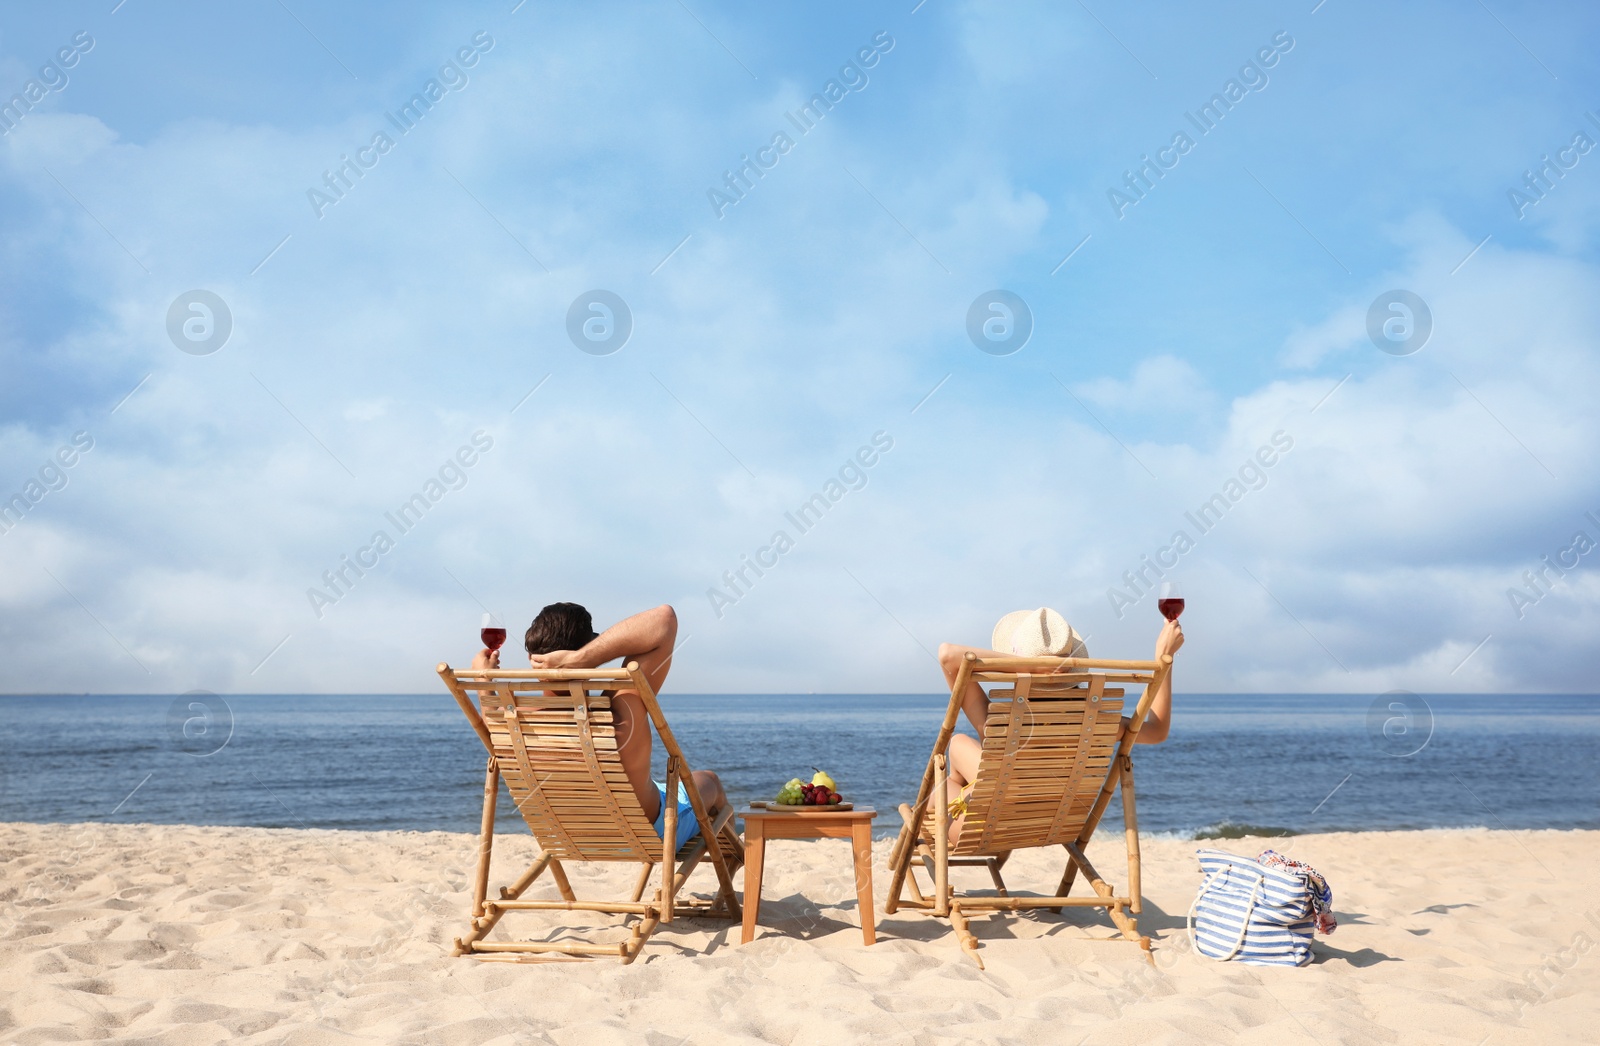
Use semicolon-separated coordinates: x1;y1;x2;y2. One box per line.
531;604;679;696
1134;619;1183;745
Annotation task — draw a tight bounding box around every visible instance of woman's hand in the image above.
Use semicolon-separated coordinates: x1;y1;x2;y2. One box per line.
1156;619;1184;660
1136;619;1183;745
471;646;501;670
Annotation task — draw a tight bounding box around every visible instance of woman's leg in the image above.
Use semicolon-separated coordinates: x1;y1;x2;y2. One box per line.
947;733;982;791
944;733;984;848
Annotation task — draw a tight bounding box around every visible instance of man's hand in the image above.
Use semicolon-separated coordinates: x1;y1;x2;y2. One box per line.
471;647;501;670
1156;619;1185;659
528;605;677;693
529;649;582;670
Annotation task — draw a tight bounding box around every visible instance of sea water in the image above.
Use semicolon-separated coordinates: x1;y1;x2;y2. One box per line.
1;693;1595;838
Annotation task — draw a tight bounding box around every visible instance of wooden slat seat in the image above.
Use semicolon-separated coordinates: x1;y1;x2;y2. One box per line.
885;653;1171;967
438;661;742;964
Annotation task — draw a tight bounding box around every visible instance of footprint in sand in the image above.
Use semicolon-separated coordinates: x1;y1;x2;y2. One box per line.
59;940;166;965
64;978;114;995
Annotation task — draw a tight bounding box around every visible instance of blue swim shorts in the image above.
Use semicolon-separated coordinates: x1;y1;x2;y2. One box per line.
652;781;700;852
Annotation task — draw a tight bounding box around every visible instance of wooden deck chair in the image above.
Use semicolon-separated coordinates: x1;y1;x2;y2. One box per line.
437;660;742;963
884;651;1173;968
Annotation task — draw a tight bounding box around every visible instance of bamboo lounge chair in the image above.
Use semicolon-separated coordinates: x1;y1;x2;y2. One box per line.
437;660;742;963
885;651;1173;968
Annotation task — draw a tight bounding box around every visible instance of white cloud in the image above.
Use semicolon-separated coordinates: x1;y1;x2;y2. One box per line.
1074;354;1218;419
1;8;1597;698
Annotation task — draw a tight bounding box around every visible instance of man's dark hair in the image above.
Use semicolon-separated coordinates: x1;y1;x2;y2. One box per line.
525;602;599;655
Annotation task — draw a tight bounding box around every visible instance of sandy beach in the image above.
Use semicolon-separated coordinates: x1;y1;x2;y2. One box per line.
1;822;1595;1044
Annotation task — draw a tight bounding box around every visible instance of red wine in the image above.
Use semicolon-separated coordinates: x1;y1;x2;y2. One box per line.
1158;598;1184;621
481;627;507;651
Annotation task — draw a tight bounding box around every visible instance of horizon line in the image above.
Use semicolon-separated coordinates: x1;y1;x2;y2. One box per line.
4;691;1598;699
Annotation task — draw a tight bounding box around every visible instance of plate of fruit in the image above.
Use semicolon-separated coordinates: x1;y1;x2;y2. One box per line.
757;769;849;811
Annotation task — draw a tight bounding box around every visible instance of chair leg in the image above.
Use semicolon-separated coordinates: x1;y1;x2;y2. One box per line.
460;854;557;947
451;760;567;958
1106;903;1141;941
630;863;652;903
985;858;1009;896
1062;842;1146;947
454;758;500;956
549;859;576;902
949;902;984;969
906;861;928;905
698;807;742;922
887;816;915;872
661;762;678;925
621;914;661;965
470;758;497;914
1121;756;1142;915
700;810;742;923
500;852;555;902
886;778;935;914
1049;847;1082;914
885;803;920;914
933;755;950;918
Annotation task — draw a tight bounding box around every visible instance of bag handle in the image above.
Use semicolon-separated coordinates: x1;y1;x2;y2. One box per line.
1188;865;1263;962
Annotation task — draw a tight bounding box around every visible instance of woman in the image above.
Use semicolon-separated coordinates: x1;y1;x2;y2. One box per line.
934;617;1185;845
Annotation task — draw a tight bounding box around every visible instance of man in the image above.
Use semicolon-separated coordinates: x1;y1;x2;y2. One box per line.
473;602;730;853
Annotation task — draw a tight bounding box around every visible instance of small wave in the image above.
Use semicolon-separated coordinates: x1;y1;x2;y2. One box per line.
1145;821;1573;841
1141;821;1301;842
1195;821;1300;840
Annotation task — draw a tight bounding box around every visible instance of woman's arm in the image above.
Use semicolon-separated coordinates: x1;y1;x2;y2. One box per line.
1134;619;1184;745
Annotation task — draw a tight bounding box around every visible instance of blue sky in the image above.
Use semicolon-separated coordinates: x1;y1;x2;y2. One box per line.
2;0;1597;694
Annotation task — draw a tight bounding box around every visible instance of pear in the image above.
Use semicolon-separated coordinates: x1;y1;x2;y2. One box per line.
810;768;836;791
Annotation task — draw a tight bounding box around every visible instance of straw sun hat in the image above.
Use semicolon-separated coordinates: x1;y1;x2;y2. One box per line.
991;607;1088;658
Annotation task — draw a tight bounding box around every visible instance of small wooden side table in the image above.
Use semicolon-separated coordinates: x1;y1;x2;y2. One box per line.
739;806;878;945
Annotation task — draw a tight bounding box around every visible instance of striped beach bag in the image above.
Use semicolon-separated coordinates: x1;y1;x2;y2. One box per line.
1187;849;1333;966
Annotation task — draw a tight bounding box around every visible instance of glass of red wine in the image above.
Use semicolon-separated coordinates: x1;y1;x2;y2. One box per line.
1158;582;1185;622
480;612;506;654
